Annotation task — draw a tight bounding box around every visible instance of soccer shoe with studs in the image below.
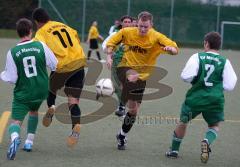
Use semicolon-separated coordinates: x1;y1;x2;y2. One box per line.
116;132;127;150
23;143;32;152
165;150;179;158
67;124;81;148
201;139;211;163
115;105;126;117
42;105;55;127
7;137;21;160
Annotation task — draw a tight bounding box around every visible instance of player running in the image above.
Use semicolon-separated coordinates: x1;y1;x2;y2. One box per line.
102;15;133;117
32;8;86;147
106;11;178;150
165;32;237;163
1;18;57;160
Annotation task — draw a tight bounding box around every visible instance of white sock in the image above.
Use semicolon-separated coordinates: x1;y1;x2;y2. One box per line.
11;132;19;142
25;133;34;144
120;129;127;136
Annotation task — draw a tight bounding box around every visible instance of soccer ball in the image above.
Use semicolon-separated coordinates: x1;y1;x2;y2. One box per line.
96;78;114;98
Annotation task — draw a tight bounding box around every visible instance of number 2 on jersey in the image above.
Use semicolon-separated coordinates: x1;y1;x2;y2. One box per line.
23;56;37;78
204;64;215;86
53;28;73;48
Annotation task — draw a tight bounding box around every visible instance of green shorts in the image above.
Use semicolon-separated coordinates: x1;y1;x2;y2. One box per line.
12;99;43;121
180;103;224;126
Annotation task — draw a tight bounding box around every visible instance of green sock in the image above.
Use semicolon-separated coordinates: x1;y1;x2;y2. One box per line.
171;131;182;151
8;124;21;135
27;115;38;134
115;87;122;103
205;128;217;145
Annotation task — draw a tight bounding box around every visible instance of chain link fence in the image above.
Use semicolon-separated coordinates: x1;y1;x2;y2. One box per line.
40;0;240;49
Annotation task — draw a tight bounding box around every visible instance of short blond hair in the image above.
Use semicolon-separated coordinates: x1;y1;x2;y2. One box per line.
138;11;153;22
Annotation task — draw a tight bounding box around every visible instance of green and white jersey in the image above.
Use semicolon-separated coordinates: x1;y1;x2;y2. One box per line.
181;51;237;112
102;30;124;67
0;40;57;103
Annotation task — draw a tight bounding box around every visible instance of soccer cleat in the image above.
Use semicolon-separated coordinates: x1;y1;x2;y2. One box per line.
165;150;179;158
7;137;21;160
99;59;106;63
42;105;55;127
116;132;127;150
23;143;32;152
201;139;211;163
67;124;81;148
115;105;126;117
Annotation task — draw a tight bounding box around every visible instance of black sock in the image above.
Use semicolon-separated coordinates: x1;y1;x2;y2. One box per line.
119;102;125;107
69;104;81;129
47;91;56;107
96;51;101;60
122;112;136;133
87;50;92;60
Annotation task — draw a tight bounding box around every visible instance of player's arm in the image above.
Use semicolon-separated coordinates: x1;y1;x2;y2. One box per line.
181;53;199;83
0;50;18;84
106;30;124;69
87;27;93;42
41;42;58;71
223;59;237;91
157;33;178;55
102;32;116;52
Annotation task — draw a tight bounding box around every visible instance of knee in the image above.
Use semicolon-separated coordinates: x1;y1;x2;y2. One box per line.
68;97;79;105
11;120;22;126
29;111;38;116
127;101;139;116
208;124;220;132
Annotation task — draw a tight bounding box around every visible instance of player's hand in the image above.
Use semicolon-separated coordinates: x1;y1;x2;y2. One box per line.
106;55;113;70
163;46;177;55
126;69;139;82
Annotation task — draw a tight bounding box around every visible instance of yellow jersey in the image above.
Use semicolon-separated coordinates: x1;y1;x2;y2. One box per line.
88;25;99;39
34;21;86;73
106;27;178;80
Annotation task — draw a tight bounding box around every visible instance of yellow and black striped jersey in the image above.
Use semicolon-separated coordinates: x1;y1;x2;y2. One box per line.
34;21;86;73
88;25;99;39
106;27;178;80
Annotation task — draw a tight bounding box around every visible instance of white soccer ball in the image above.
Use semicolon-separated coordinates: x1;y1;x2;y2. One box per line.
96;78;114;97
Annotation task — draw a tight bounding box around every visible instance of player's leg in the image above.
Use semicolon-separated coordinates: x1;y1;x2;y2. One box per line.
7;100;28;160
43;72;65;127
111;64;125;117
87;49;92;60
64;68;85;147
200;111;223;163
23;101;42;152
166;103;200;158
88;39;96;60
116;100;139;150
116;67;146;150
165;122;187;158
23;111;38;152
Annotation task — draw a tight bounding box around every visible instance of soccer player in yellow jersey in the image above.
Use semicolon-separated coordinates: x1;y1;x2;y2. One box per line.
32;8;86;147
106;11;178;150
87;21;105;62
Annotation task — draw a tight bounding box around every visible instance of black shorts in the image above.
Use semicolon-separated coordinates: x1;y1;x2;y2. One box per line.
89;39;98;49
116;67;146;104
49;68;85;98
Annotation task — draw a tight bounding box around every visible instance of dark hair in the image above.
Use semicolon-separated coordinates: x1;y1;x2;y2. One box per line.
204;31;221;50
138;11;153;22
132;17;137;21
120;15;133;22
32;8;50;23
16;18;33;38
